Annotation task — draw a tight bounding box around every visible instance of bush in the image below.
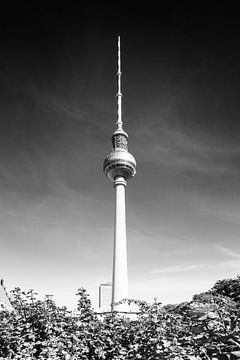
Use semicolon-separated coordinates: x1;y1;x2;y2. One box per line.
0;279;240;359
210;275;240;303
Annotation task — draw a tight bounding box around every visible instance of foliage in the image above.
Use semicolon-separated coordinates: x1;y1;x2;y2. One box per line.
210;275;240;303
0;279;240;359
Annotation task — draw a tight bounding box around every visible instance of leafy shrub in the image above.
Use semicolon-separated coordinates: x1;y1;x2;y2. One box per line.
0;278;240;359
210;275;240;303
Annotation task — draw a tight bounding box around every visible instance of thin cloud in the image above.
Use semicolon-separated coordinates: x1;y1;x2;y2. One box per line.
151;264;201;274
216;245;240;259
51;97;87;121
151;256;240;275
204;208;240;226
215;258;240;270
134;123;240;177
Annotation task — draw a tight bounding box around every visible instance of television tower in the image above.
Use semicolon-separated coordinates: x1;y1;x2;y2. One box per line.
103;37;136;312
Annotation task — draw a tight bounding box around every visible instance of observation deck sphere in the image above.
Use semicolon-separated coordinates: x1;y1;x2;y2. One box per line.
103;149;136;182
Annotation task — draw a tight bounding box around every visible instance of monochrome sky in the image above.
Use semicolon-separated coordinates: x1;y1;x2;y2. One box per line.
0;2;240;309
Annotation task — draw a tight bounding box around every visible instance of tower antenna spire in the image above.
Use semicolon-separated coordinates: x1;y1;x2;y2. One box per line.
117;36;123;130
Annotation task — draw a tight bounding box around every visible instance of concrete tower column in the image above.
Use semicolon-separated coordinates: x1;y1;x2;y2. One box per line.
103;37;136;314
112;176;128;311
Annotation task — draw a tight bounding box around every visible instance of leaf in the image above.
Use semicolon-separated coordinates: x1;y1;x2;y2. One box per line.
231;351;240;358
191;326;204;334
163;339;172;348
207;312;219;319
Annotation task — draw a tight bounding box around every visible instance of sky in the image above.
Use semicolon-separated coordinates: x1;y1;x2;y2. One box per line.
0;2;240;310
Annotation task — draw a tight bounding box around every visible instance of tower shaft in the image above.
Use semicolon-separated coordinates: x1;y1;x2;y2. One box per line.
112;176;128;311
103;37;136;313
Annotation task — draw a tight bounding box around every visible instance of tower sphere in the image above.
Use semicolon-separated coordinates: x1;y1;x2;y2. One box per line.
103;148;136;182
103;128;136;182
